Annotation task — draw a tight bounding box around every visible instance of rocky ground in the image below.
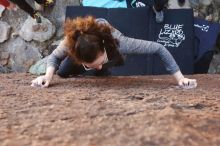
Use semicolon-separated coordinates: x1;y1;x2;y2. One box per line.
0;0;220;74
0;73;220;146
0;1;220;145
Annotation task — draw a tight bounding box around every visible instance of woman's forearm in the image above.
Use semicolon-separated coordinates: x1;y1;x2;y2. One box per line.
172;70;185;83
45;66;56;80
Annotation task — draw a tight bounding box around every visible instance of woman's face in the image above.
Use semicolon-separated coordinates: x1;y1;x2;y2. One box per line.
82;48;108;70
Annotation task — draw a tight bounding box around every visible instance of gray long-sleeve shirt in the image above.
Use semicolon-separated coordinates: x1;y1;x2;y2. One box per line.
47;18;180;74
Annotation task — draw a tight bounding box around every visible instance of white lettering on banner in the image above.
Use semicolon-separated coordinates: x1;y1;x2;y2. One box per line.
157;24;185;48
194;24;209;32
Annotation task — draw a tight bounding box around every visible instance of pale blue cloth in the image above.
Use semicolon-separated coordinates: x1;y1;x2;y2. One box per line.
82;0;127;8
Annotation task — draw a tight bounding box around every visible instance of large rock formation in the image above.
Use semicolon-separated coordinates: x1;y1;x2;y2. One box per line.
0;0;220;73
0;74;219;146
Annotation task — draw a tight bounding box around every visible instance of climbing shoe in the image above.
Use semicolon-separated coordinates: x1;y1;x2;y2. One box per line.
33;12;42;23
44;0;55;7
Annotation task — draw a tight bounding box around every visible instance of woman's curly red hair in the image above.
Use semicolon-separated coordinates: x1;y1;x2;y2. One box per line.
64;16;123;65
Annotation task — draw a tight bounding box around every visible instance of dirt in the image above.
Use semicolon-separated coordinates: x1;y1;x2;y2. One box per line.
0;73;219;146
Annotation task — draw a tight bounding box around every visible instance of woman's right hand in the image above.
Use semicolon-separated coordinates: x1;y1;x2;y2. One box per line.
31;75;51;88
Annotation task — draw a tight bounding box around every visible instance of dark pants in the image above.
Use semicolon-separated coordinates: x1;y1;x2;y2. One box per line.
57;57;111;78
154;0;168;11
9;0;45;17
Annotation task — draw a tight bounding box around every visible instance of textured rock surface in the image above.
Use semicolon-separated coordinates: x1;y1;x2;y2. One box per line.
0;51;10;66
0;65;10;73
200;0;212;6
0;21;10;43
19;16;56;42
7;38;42;72
209;54;220;73
29;56;48;75
0;74;219;146
0;5;5;17
0;0;220;73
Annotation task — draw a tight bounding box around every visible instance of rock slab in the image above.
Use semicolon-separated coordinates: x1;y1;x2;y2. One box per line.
19;16;56;42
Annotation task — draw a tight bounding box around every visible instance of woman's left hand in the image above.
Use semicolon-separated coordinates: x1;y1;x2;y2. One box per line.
178;78;197;89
